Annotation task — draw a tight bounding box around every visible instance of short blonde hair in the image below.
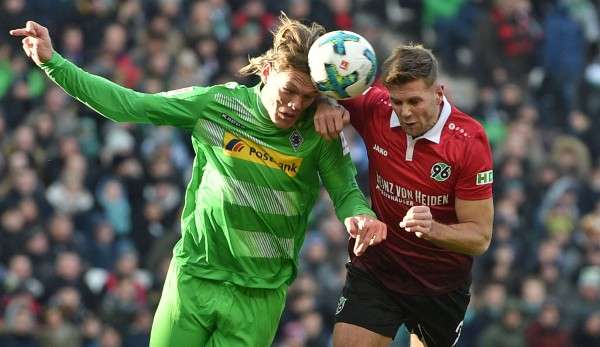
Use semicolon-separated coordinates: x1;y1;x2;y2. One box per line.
382;44;438;88
239;14;325;76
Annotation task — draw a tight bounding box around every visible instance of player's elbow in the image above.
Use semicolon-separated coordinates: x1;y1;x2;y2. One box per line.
472;228;492;256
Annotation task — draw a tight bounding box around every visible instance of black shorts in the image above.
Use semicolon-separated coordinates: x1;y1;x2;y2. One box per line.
334;264;470;347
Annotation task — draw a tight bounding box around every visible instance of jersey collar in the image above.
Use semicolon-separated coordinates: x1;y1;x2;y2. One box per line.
389;95;452;144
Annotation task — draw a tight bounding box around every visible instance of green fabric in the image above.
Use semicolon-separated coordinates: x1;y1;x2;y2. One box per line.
41;51;374;289
483;117;507;148
423;0;465;27
0;60;12;99
27;69;46;98
149;261;286;347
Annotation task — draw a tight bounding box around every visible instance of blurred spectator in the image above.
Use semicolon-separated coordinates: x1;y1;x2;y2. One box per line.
572;311;600;347
524;300;573;347
38;306;81;347
478;301;526;347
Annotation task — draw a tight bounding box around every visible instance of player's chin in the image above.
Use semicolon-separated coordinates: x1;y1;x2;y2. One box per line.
273;114;299;129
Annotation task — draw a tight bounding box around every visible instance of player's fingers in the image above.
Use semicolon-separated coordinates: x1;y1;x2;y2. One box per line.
21;39;32;57
25;21;38;37
399;216;411;228
410;211;432;220
353;223;372;254
325;114;337;139
411;206;430;214
402;219;432;229
369;230;384;246
314;116;322;135
344;218;359;238
333;108;344;133
341;108;350;126
22;44;31;57
377;223;387;241
406;224;430;235
354;238;369;256
26;21;43;36
317;118;332;141
9;28;31;37
400;219;420;229
353;233;364;255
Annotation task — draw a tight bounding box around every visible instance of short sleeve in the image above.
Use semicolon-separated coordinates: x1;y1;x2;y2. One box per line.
341;86;388;137
455;130;494;200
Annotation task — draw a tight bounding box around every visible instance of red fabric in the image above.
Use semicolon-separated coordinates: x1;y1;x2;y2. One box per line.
334;13;353;30
105;274;147;305
525;322;573;347
115;55;142;88
341;86;493;295
491;8;537;58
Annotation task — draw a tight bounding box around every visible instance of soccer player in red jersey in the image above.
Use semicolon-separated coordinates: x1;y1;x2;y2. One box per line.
315;44;494;347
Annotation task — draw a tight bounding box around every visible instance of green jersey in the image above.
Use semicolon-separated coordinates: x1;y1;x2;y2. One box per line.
42;52;375;289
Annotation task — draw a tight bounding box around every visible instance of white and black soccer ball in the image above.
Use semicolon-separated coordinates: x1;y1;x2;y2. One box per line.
308;30;377;100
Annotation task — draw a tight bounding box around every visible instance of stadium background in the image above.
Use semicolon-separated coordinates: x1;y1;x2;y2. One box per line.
1;0;600;346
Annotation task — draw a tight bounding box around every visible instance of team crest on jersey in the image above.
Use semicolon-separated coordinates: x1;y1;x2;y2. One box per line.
431;162;451;182
289;129;303;152
335;296;347;315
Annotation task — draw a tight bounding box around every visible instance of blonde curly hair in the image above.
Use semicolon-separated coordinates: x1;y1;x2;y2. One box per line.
239;14;325;77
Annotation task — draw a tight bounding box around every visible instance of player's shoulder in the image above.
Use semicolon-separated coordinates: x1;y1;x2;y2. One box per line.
446;106;488;142
363;85;391;106
166;82;249;98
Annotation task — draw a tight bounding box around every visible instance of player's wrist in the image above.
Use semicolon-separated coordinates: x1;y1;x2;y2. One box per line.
426;220;443;241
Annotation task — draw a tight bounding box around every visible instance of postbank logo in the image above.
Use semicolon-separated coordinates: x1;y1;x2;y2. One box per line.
223;132;303;177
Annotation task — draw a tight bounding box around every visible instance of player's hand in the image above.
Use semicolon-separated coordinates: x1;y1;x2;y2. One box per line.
399;206;433;239
9;21;54;66
314;98;350;141
344;215;387;256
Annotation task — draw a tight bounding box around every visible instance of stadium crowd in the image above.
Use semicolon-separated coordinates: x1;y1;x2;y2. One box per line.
1;0;600;346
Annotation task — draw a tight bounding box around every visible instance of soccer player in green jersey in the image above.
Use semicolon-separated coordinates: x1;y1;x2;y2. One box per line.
11;16;387;347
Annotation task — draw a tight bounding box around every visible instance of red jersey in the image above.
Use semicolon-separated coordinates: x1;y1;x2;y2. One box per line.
342;86;493;295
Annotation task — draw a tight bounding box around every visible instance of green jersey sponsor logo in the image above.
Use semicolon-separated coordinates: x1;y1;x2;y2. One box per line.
476;170;493;185
431;162;451;182
223;132;303;177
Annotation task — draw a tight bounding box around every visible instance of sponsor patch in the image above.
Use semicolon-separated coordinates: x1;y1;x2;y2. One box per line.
476;170;493;185
223;132;302;177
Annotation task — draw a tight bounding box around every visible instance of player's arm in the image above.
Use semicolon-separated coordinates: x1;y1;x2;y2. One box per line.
318;133;387;255
400;199;493;256
401;128;494;256
314;86;380;139
10;21;201;130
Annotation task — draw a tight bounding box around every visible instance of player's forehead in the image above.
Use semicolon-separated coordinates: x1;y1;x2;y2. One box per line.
279;69;318;95
388;79;433;100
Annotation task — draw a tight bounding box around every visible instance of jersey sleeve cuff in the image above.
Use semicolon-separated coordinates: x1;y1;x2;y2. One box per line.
40;51;65;70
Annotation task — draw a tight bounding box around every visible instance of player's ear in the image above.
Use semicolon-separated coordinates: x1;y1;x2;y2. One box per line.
435;84;444;104
260;63;271;84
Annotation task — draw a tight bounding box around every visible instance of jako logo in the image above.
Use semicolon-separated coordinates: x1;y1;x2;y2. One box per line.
225;139;245;152
372;143;388;156
223;132;303;177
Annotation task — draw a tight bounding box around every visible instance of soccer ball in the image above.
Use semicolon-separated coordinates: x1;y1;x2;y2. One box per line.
308;30;377;100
